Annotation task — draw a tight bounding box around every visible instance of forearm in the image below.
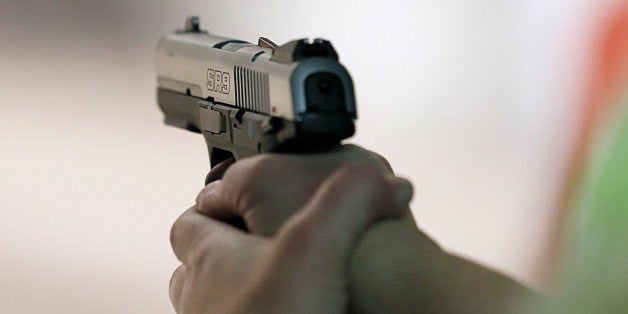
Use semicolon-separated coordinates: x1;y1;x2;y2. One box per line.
348;213;542;313
440;253;542;313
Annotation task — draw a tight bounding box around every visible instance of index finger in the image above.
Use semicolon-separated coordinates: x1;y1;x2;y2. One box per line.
200;145;395;213
169;205;262;266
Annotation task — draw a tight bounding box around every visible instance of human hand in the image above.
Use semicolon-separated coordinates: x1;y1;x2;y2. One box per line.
196;145;399;236
188;145;537;313
194;145;447;312
170;164;412;313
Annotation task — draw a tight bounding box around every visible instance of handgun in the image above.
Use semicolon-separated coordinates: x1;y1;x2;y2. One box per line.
156;17;357;168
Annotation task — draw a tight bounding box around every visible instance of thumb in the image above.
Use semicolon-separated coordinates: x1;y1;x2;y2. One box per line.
276;163;412;270
243;164;412;312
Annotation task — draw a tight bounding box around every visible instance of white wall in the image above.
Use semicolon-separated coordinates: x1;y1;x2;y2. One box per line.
0;0;599;312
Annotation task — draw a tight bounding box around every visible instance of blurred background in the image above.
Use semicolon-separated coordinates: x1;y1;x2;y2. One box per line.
0;0;607;312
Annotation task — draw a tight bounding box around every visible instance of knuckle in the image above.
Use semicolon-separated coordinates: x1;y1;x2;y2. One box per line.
353;149;393;173
371;151;393;172
170;208;196;259
170;218;182;251
169;265;186;309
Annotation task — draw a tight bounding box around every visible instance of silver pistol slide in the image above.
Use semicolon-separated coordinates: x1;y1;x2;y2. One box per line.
156;17;357;168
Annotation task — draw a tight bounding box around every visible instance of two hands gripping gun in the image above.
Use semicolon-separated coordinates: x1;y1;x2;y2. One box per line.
156;17;357;169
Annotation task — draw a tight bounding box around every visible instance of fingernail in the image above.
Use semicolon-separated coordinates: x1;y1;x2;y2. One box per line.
205;157;236;185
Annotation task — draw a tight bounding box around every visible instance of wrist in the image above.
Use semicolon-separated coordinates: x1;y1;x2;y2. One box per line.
347;212;541;313
347;212;446;312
